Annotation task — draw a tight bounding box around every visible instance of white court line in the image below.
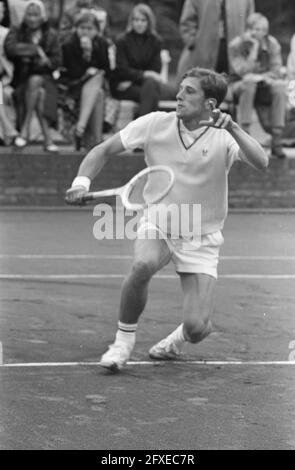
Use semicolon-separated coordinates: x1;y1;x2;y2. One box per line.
1;254;295;260
1;360;295;368
0;274;295;280
0;254;131;260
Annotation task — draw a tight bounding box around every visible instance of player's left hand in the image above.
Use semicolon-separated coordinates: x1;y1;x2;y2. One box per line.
199;109;233;130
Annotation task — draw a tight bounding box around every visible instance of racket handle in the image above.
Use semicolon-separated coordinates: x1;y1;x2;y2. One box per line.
81;188;123;202
81;193;96;202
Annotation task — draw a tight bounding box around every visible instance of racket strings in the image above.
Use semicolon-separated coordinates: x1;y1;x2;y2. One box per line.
126;169;173;206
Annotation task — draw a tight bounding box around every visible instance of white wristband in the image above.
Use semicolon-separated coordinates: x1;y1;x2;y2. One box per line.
71;176;91;191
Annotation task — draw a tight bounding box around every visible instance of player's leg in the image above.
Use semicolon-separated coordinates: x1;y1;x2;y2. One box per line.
149;231;222;360
100;230;172;371
181;273;215;342
149;273;216;359
120;233;172;323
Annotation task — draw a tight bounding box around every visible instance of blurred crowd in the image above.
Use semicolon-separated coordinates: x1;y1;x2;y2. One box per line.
0;0;294;157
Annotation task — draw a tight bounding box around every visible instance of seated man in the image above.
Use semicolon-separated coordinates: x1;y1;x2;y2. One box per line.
287;34;295;81
229;13;287;158
282;33;295;146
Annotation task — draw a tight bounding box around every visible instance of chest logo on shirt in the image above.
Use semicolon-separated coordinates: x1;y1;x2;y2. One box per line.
202;149;208;157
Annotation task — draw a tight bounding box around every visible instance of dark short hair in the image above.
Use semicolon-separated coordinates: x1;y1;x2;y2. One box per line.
181;67;228;106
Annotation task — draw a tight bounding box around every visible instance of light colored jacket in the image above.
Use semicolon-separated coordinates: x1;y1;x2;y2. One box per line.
287;34;295;80
177;0;255;82
229;33;283;79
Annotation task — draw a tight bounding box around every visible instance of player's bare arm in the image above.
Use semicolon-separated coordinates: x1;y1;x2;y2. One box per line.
227;120;269;170
65;133;125;205
200;108;269;171
78;133;124;179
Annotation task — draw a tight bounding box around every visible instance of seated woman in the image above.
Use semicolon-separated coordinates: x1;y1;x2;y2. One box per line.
4;0;62;151
60;11;110;150
0;0;18;145
112;3;164;117
60;0;95;44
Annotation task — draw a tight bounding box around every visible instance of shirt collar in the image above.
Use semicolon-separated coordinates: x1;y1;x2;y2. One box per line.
179;120;207;137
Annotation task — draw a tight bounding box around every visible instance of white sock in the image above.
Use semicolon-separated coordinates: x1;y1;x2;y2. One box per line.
114;321;137;349
167;323;186;350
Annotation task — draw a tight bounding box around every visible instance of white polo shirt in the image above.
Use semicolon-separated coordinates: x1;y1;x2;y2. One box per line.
120;111;241;235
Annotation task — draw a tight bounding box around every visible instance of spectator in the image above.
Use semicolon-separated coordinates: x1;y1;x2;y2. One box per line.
112;3;163;117
61;11;110;150
5;0;62;151
60;0;102;42
177;0;255;84
281;34;295;147
0;0;18;145
228;13;287;159
287;34;295;80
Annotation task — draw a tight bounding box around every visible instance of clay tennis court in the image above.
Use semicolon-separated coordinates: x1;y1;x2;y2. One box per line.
0;208;295;450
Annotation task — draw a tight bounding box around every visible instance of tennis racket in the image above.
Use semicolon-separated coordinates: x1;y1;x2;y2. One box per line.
82;165;175;211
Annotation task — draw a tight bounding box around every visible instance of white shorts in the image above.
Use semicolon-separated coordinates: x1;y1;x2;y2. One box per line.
137;220;224;279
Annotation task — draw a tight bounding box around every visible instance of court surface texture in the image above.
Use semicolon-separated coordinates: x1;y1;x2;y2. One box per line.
0;208;294;450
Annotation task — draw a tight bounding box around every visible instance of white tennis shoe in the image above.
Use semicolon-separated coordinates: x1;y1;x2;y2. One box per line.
100;342;132;371
149;336;181;360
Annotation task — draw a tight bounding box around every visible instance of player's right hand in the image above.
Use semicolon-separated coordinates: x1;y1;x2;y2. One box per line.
65;186;88;205
199;108;233;130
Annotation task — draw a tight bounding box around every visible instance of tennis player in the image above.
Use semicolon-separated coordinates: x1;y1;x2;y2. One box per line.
66;67;268;371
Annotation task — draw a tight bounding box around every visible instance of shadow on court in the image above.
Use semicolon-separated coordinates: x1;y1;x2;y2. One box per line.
0;210;295;449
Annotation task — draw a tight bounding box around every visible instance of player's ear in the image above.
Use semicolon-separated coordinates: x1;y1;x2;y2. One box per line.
205;98;217;111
